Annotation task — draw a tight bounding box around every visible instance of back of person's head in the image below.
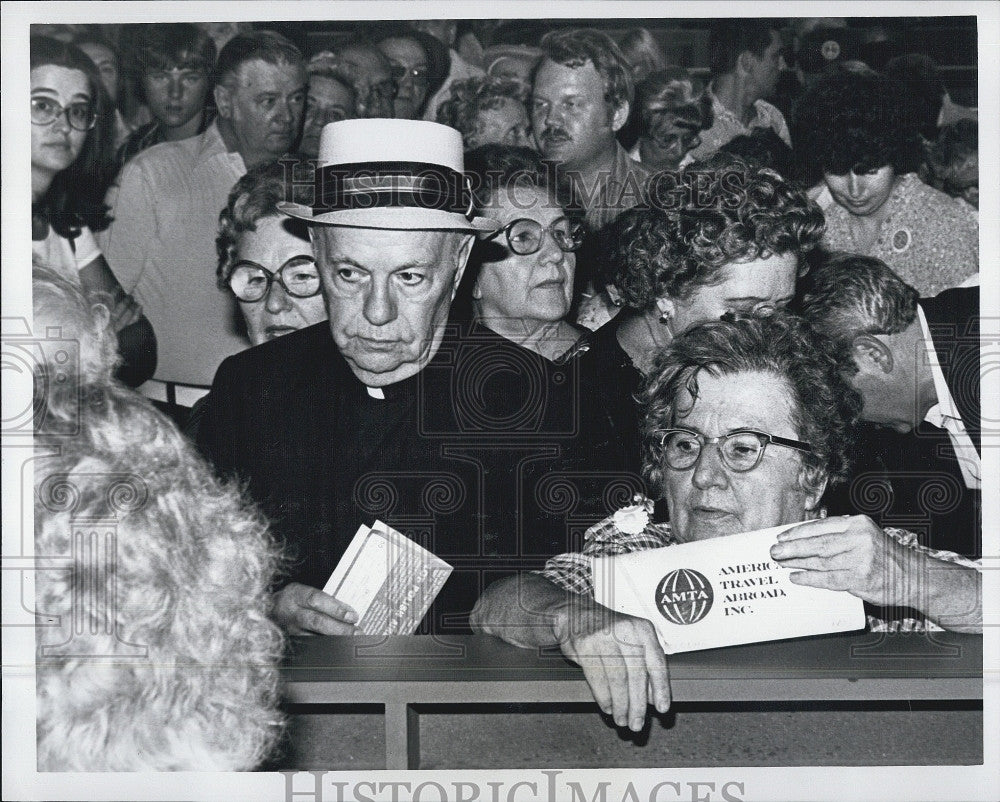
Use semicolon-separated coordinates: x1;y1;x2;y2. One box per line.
133;22;217;77
538;27;634;113
708;19;779;77
435;76;525;149
32;264;119;388
30;36;116;234
217;159;315;286
214;29;303;86
635;66;713;137
925;118;978;205
34;380;285;770
885;52;947;140
792;68;922;186
617;27;667;79
719;128;796;180
797;251;919;352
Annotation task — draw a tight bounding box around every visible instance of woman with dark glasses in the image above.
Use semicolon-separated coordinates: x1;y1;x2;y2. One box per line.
30;35;155;387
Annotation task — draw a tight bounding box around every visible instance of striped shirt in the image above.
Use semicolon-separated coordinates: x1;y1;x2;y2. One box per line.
538;498;979;633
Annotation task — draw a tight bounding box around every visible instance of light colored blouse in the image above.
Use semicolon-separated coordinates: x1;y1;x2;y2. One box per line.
816;172;978;297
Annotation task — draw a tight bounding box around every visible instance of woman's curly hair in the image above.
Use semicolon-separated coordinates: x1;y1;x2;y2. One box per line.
34;381;286;770
604;154;825;311
436;76;528;150
216;159;315;287
791;69;924;186
640;312;862;498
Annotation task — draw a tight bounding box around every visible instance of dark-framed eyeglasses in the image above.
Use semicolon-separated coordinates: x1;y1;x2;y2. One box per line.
390;63;431;84
228;256;321;302
658;428;813;473
489;216;585;256
30;97;97;131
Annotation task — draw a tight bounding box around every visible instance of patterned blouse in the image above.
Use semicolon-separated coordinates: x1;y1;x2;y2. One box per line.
817;172;978;297
538;496;980;633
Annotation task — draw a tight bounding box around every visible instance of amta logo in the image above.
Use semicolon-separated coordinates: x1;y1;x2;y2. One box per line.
655;568;713;625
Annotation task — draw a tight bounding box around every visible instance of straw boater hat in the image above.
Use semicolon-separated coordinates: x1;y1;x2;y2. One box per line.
279;118;499;234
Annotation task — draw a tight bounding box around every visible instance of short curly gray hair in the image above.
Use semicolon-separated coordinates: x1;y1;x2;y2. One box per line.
641;312;861;497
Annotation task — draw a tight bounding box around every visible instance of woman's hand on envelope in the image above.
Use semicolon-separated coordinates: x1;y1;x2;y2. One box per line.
551;598;672;732
769;515;912;605
770;515;983;632
272;581;360;636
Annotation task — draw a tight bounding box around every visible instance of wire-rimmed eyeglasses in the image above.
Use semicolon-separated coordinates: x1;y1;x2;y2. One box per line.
31;97;97;131
488;217;585;256
658;428;813;473
228;256;321;303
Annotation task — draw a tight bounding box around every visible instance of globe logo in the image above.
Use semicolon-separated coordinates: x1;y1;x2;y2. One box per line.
655;569;714;625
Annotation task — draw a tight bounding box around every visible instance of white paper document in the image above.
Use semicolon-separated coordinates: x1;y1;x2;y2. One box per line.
323;520;453;635
592;523;866;653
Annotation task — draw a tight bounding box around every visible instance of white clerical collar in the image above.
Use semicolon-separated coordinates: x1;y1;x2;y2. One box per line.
917;305;961;426
366;386;385;400
917;305;981;489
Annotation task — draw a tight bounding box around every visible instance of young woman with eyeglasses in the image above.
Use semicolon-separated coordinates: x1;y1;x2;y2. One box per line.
30;36;155;387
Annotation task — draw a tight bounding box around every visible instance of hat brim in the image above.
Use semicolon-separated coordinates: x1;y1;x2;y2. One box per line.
278;201;500;236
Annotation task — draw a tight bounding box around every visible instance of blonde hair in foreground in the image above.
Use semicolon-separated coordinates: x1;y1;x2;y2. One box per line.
34;379;285;770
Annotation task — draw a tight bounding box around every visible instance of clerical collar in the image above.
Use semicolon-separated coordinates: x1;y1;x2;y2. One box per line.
366;386;386;400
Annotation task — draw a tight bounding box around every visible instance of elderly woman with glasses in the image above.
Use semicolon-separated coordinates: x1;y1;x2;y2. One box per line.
472;313;982;732
461;144;587;362
217;160;326;347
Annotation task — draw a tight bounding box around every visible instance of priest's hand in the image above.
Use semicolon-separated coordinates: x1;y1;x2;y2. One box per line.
272;582;359;636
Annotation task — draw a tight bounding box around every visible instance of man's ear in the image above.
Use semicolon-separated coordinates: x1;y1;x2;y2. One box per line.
450;234;476;299
214;82;233;120
852;333;894;374
611;99;630;133
799;465;829;513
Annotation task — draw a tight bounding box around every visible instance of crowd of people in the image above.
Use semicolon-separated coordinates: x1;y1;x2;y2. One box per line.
29;17;982;769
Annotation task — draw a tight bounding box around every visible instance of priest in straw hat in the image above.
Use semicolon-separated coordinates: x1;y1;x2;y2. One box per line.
197;119;501;636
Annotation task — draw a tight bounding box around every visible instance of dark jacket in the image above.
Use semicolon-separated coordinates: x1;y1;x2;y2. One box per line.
197;319;642;633
826;286;981;559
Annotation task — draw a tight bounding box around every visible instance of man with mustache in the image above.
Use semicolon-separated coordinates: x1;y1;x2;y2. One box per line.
99;31;306;425
530;28;653;232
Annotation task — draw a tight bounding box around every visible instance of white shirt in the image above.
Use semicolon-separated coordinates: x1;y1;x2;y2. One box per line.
32;225;101;286
98;122;247;386
918;305;981;490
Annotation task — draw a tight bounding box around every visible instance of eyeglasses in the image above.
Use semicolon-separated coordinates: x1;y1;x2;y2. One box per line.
228;256;321;302
489;217;585;256
658;428;813;473
30;97;97;131
390;63;430;84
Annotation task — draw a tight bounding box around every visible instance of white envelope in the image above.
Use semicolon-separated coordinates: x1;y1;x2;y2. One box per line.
591;523;866;654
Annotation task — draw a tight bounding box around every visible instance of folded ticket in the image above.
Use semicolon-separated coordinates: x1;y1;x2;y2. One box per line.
592;523;866;654
322;520;453;635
